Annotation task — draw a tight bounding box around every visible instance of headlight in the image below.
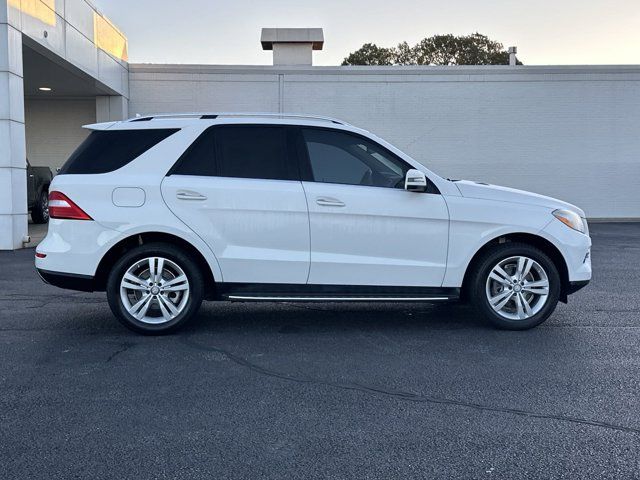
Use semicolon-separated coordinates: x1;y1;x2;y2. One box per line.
553;209;586;233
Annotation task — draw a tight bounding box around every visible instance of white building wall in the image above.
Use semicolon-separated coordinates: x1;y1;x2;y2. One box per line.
129;64;640;220
128;69;281;115
25;98;94;171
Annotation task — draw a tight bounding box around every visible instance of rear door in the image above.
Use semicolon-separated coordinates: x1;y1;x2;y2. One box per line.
162;125;310;284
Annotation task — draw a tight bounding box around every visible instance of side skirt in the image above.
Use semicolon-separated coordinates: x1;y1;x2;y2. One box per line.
215;283;459;302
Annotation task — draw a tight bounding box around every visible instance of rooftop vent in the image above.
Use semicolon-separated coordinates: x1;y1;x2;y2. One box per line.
261;28;324;66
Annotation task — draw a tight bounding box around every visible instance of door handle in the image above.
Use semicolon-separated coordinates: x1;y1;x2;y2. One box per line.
316;197;345;207
176;191;207;201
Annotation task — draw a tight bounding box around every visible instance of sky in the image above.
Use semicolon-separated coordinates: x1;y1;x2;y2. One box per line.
91;0;640;66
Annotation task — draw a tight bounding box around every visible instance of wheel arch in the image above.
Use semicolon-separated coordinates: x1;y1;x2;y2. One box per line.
94;231;217;298
460;232;570;303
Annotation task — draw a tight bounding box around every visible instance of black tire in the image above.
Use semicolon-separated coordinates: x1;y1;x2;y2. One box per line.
31;190;49;224
106;242;205;335
468;242;561;330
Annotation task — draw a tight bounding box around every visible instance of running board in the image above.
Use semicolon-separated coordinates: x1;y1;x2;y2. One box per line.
216;283;459;302
226;295;454;302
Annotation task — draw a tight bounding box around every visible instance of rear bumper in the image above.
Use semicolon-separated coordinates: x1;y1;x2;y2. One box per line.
36;268;96;292
34;218;122;277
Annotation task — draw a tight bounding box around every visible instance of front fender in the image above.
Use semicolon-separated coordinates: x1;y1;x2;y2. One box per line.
441;196;562;287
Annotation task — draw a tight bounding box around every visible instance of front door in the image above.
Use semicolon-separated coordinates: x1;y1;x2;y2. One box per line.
298;127;449;287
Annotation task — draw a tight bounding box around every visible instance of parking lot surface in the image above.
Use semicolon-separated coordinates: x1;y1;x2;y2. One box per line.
1;223;639;479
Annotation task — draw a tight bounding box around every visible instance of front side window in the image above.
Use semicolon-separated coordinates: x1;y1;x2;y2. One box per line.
301;128;410;188
216;126;293;181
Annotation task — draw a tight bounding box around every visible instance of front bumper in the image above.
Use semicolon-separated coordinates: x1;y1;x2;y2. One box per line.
36;268;96;292
542;219;592;283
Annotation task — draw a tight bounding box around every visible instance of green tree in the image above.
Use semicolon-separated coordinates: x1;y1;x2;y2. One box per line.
342;33;522;66
341;43;396;66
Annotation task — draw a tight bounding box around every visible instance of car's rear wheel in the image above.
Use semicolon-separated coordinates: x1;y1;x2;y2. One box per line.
469;243;561;330
106;243;204;334
31;190;49;224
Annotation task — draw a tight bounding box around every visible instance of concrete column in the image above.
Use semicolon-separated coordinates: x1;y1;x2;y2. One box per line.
1;1;28;250
96;95;129;122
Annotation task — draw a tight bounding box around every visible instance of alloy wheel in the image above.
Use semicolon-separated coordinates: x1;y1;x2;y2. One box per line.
485;256;550;320
119;257;190;324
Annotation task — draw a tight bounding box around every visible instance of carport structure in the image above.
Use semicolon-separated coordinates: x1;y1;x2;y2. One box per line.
1;0;128;249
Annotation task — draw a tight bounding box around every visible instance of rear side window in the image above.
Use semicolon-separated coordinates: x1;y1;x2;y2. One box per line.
169;125;295;181
59;129;179;175
216;126;294;181
170;128;216;176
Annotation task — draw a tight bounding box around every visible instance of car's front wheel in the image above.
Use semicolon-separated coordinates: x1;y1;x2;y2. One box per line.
106;243;204;334
469;243;561;330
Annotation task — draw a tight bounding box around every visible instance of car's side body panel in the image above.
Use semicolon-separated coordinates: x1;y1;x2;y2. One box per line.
441;195;591;287
35;205;224;284
441;195;554;287
35;130;225;282
161;175;310;284
302;181;449;286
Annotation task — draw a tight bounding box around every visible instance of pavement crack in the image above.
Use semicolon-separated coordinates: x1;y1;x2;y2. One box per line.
105;342;135;363
183;336;640;436
0;294;105;310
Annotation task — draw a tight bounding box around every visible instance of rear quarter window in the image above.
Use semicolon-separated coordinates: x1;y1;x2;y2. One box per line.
59;129;179;175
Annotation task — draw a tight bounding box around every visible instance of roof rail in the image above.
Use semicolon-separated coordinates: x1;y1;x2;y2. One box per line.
128;112;350;126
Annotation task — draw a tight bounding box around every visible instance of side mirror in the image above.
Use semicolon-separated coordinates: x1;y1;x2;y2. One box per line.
404;169;428;192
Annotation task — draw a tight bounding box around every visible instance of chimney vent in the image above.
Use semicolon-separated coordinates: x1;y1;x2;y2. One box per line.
508;46;518;66
261;28;324;66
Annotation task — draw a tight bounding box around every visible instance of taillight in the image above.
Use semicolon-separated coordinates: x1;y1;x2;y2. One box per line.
48;191;93;220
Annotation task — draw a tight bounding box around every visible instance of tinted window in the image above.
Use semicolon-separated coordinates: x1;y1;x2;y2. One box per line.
170;128;216;176
216;126;292;180
302;129;410;188
59;129;178;175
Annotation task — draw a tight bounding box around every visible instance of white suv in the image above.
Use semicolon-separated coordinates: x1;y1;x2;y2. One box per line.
35;113;591;334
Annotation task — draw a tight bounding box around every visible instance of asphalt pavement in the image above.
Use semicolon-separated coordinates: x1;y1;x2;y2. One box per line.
1;223;639;479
